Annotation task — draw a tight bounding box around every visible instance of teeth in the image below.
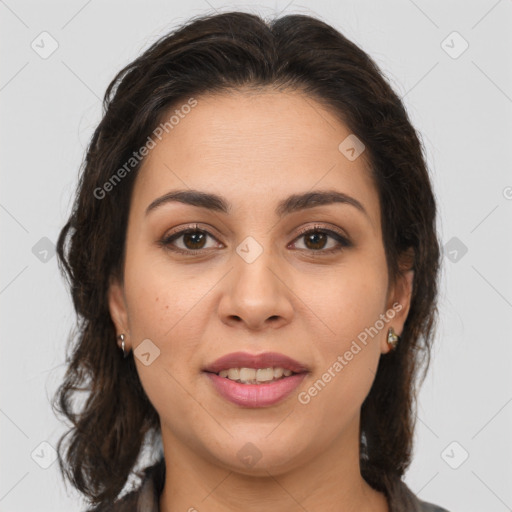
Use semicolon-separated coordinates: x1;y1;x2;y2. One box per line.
227;368;240;380
256;368;274;381
217;367;296;384
239;368;256;381
273;367;284;379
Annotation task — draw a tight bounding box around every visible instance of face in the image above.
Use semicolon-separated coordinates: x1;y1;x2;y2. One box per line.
108;89;413;475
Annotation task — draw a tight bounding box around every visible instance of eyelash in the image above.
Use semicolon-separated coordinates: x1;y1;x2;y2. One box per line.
159;223;352;256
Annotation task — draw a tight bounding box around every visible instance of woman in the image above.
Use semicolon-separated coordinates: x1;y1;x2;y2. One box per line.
54;10;448;512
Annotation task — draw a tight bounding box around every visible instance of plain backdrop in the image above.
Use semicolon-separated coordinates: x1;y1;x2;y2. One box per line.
1;1;511;511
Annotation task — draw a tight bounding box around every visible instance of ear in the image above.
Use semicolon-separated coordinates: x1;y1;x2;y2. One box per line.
108;275;131;350
381;248;414;354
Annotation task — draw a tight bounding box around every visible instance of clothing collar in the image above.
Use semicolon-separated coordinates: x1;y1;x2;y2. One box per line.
135;457;165;512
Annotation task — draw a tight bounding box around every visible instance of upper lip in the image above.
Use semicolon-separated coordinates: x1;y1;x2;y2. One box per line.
202;351;309;374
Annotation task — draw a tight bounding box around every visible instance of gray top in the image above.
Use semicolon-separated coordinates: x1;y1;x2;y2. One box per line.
88;458;450;512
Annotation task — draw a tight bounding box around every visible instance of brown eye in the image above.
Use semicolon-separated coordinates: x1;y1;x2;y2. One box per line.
160;224;351;256
290;226;351;254
303;231;328;250
161;226;221;254
181;230;207;250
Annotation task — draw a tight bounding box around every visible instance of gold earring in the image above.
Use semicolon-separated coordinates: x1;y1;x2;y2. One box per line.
387;327;400;350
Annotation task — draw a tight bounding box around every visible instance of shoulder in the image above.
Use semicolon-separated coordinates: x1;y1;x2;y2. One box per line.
417;499;451;512
85;458;165;512
387;478;450;512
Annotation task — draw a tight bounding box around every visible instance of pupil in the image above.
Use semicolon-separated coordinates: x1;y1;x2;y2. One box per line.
306;232;326;250
184;231;205;249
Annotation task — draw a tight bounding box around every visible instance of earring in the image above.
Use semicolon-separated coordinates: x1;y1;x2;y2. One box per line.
387;327;400;350
117;334;128;358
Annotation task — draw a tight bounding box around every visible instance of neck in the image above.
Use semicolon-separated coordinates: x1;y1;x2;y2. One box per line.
158;418;388;512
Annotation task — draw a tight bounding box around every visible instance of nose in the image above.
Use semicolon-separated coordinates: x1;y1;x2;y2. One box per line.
217;245;294;331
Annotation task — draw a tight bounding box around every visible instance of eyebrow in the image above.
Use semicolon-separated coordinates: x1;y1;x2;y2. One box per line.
145;189;369;219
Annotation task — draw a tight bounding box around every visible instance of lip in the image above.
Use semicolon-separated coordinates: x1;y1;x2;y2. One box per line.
202;351;309;374
205;372;308;408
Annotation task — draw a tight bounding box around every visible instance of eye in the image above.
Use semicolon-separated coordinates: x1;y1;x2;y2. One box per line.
159;224;223;254
289;225;351;254
159;223;351;256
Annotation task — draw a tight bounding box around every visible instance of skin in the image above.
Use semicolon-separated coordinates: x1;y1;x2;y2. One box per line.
108;89;413;512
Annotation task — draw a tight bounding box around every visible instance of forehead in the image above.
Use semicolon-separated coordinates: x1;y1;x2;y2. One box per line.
131;89;380;228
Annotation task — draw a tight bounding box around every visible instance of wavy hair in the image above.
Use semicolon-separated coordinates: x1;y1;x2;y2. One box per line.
54;10;440;510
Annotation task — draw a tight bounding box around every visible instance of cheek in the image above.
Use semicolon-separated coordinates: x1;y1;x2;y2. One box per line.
295;251;388;415
123;243;212;342
121;249;219;413
302;250;388;346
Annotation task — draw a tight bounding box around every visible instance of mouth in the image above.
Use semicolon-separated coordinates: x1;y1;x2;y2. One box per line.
202;351;309;407
202;350;309;377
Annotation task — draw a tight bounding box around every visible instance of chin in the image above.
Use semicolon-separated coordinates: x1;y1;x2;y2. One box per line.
203;433;312;476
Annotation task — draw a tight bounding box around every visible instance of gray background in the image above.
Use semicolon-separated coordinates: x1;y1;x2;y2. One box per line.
1;1;511;511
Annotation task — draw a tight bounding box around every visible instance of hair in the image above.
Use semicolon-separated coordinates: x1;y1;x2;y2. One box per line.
54;10;440;511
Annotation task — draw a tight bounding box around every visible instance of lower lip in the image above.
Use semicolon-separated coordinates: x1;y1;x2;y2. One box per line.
204;372;307;408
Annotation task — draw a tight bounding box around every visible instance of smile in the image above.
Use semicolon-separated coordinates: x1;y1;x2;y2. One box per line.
204;371;307;408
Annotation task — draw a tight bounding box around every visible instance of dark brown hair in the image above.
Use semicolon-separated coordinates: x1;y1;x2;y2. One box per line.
54;10;440;510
